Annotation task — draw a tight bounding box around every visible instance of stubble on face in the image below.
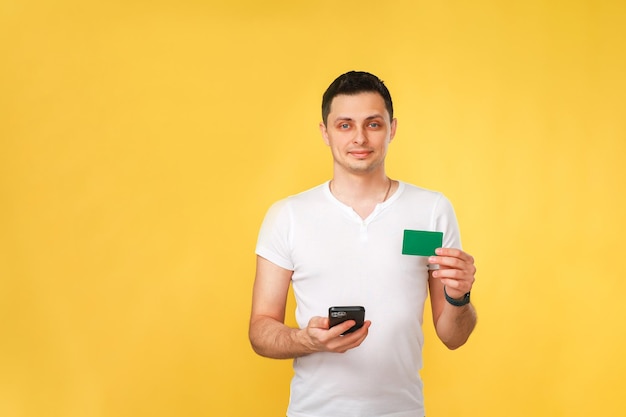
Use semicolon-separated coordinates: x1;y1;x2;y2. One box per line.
322;93;396;176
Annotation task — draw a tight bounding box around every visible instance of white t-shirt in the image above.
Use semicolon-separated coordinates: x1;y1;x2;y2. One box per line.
256;181;462;417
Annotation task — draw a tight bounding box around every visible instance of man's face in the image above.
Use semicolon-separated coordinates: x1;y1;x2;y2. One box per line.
320;92;397;176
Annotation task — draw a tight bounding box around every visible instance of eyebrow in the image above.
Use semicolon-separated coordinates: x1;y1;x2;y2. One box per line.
333;114;385;122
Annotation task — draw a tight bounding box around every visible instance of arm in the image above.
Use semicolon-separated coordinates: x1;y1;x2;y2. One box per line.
248;255;370;359
428;248;477;350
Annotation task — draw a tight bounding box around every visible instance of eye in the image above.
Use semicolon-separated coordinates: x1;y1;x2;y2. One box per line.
339;123;350;129
368;122;381;128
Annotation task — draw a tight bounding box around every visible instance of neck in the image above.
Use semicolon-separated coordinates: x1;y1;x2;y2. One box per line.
329;172;393;206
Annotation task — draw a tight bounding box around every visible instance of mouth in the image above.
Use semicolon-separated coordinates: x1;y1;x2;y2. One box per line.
348;150;372;159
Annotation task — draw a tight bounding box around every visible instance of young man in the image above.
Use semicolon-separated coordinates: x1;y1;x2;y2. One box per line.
249;71;477;417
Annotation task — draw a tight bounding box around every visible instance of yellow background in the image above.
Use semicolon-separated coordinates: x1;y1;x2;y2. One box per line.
1;0;625;416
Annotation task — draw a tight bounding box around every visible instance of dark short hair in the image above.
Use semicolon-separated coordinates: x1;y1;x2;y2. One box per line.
321;71;394;125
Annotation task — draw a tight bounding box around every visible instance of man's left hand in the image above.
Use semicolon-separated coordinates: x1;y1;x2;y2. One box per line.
429;248;476;299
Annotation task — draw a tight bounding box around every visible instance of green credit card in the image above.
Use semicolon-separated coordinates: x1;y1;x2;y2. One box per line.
402;230;443;256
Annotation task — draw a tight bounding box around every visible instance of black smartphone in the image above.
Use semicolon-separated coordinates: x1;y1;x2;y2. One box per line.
328;306;365;335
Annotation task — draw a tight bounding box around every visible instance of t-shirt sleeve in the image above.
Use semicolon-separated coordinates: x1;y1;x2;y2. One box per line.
255;199;294;271
433;193;462;250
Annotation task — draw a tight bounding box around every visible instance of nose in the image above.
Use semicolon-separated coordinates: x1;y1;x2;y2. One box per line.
353;126;367;145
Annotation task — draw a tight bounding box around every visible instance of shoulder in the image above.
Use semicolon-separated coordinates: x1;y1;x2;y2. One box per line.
263;182;329;217
396;181;457;216
399;181;447;203
289;182;328;202
275;182;328;209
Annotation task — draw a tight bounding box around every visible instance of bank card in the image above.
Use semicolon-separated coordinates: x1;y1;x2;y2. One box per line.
402;230;443;256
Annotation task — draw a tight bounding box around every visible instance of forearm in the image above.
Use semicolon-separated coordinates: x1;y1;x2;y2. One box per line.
435;303;477;350
249;315;315;359
427;248;478;350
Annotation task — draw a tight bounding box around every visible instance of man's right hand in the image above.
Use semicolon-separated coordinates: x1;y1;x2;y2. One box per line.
249;256;370;359
298;316;371;354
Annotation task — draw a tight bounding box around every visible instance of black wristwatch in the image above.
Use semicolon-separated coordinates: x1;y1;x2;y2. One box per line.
444;286;471;307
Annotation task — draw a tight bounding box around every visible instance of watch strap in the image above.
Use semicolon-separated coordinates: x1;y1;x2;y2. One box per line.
444;286;471;307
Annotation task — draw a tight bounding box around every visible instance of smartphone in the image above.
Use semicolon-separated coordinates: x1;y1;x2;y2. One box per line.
329;306;365;335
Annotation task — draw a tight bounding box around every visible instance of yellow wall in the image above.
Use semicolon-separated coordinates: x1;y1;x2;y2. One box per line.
1;1;625;416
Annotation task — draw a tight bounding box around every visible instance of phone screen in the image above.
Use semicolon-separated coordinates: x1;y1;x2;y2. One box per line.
329;306;365;335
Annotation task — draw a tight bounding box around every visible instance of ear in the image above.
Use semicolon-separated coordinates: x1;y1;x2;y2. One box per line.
319;122;330;146
389;118;398;142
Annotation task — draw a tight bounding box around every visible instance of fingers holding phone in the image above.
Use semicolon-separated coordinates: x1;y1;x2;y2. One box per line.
301;308;370;354
326;306;370;353
329;306;365;335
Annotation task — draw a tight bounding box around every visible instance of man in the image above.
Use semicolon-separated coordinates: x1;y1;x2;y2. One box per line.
249;71;477;417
